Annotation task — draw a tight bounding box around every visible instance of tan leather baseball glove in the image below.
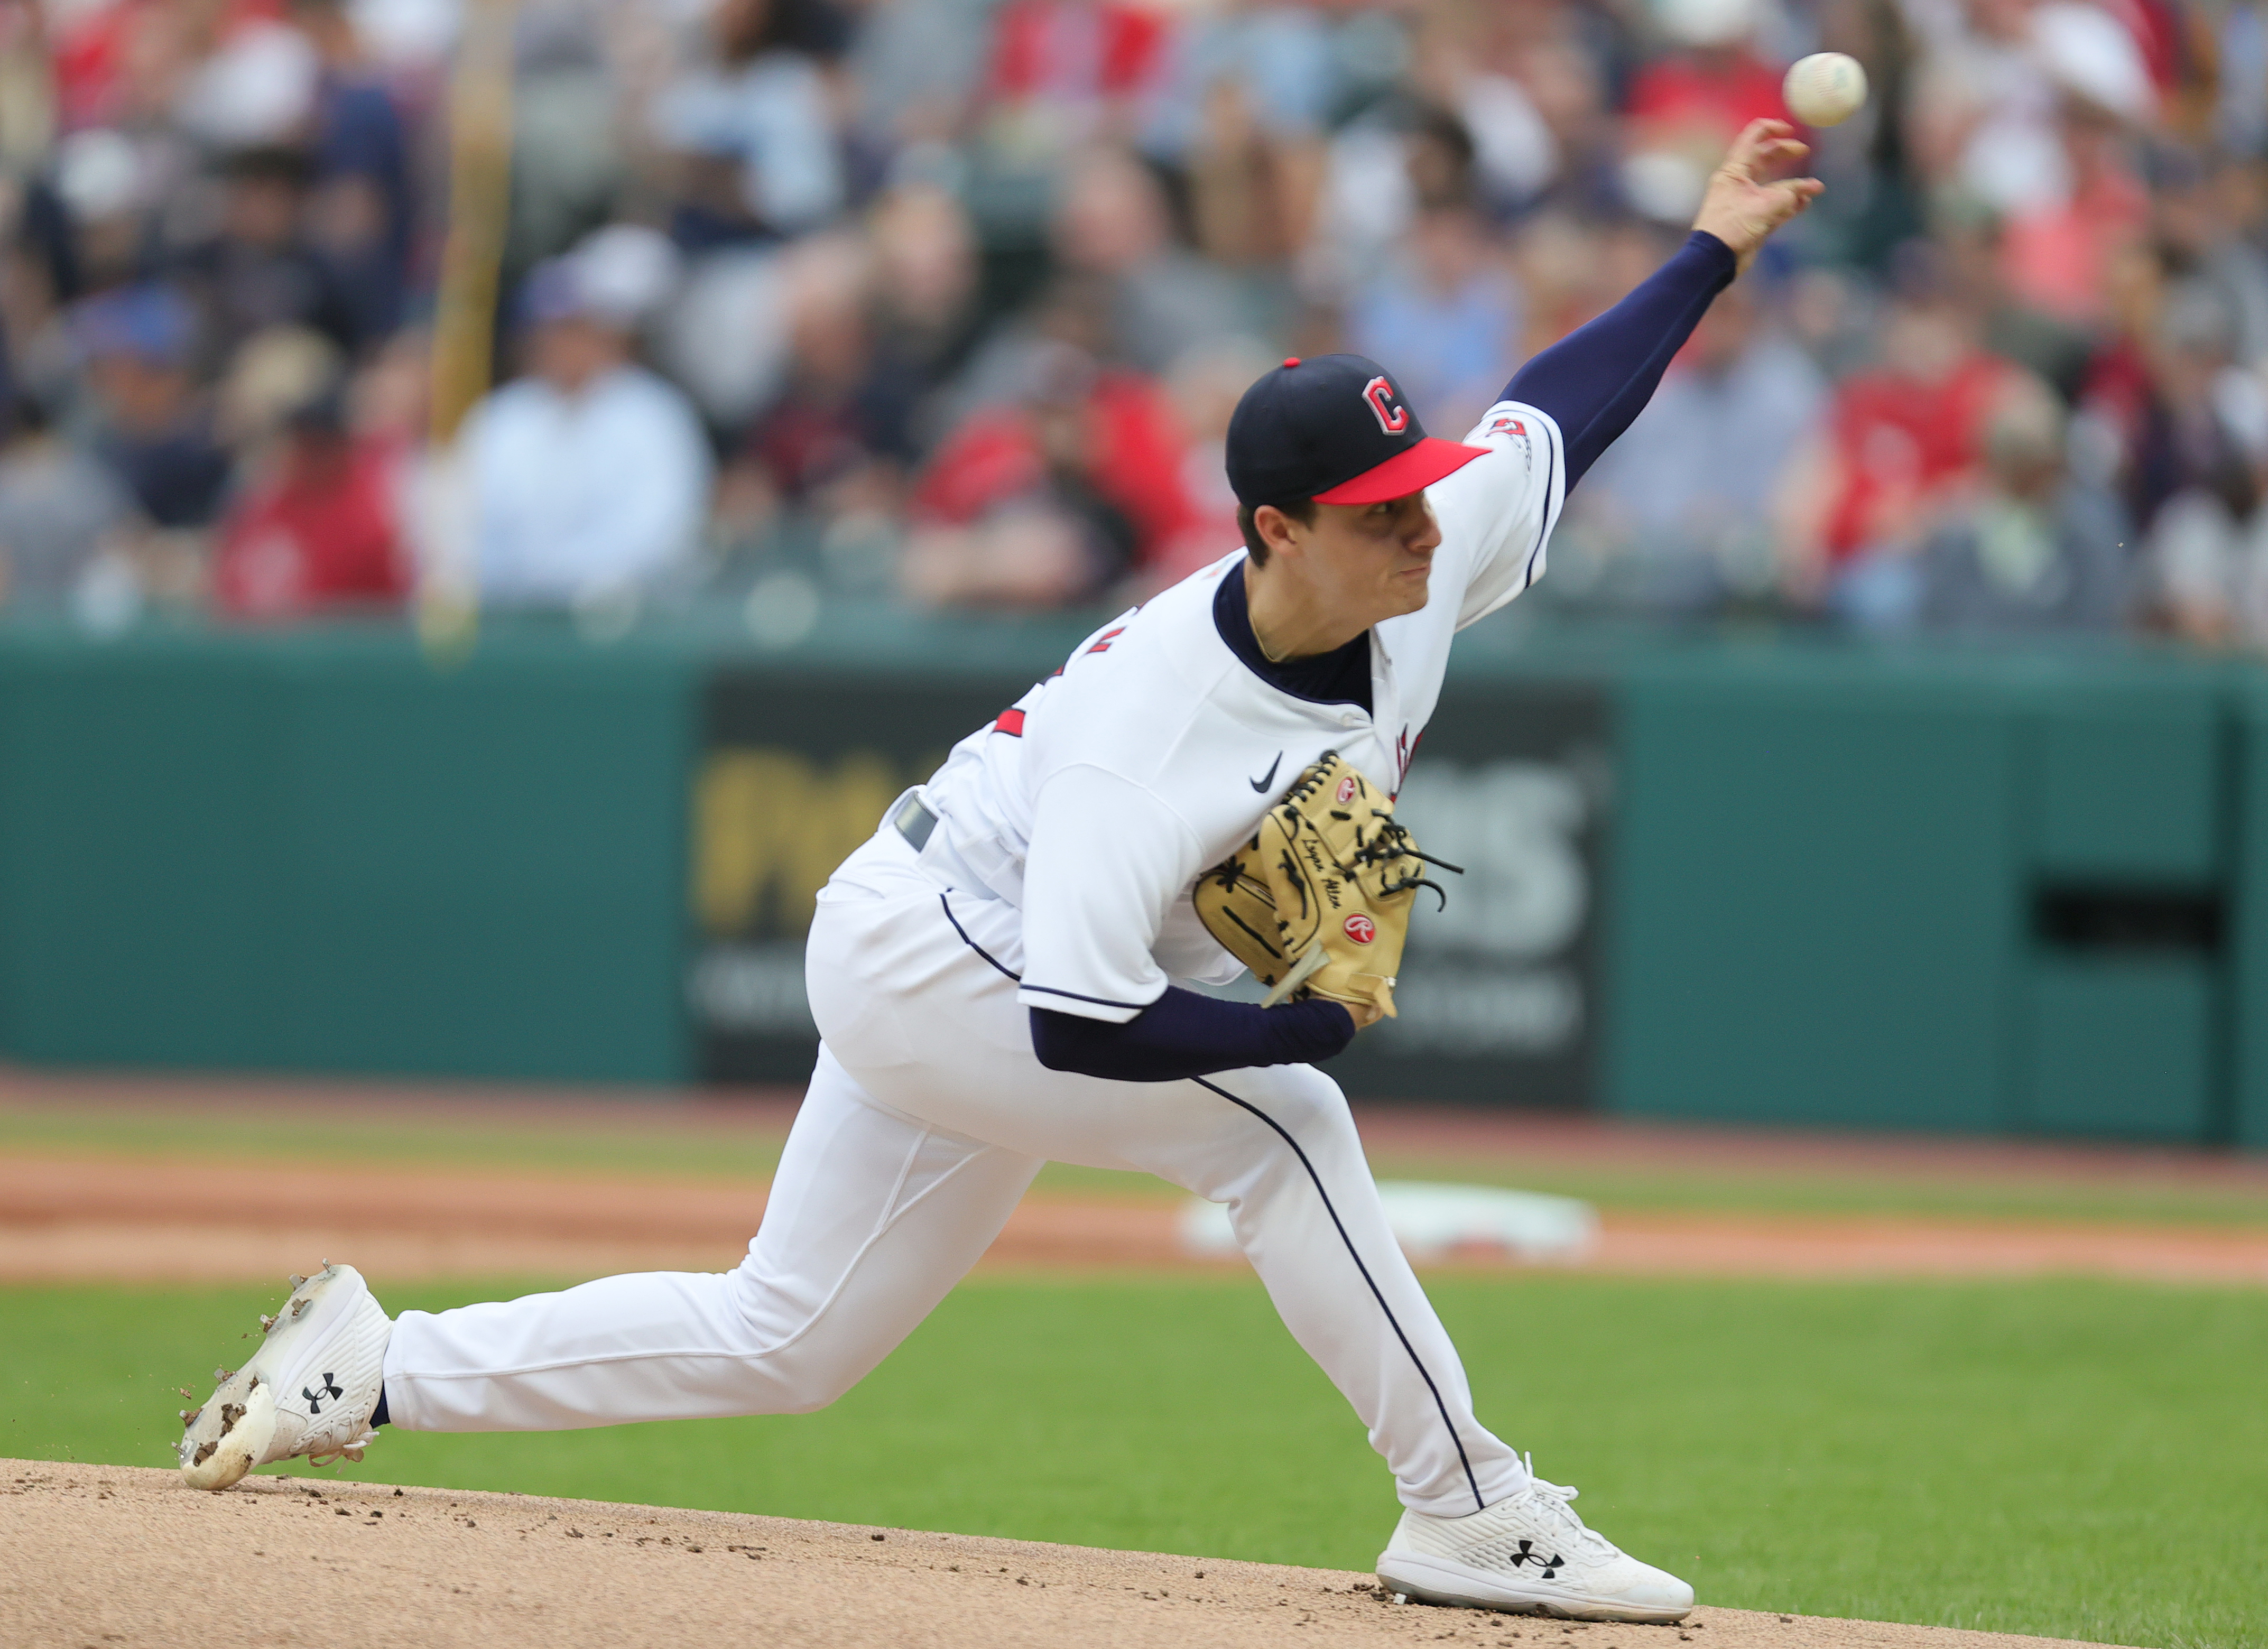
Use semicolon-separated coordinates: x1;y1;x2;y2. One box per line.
1193;751;1459;1022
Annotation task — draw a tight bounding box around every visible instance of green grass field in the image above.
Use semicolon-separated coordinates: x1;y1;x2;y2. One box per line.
5;1272;2261;1649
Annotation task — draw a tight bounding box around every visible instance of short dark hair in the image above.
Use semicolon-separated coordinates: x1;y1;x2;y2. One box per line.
1236;498;1315;567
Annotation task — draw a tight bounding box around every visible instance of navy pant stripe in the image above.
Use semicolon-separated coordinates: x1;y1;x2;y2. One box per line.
1192;1075;1485;1512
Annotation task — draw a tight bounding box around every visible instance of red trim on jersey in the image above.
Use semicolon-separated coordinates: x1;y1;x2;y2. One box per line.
1086;626;1126;654
993;708;1026;737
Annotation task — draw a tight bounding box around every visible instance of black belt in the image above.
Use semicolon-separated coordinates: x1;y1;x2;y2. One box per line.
892;793;939;852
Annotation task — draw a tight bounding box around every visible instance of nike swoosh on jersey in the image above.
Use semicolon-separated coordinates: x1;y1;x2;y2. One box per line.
1249;753;1283;792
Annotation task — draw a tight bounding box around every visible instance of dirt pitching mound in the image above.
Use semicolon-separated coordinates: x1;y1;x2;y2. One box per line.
2;1461;2130;1649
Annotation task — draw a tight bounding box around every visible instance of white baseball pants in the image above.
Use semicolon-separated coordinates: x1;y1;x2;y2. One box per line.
383;828;1526;1516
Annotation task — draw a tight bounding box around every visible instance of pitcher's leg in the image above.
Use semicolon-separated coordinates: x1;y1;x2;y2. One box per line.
383;1048;1040;1432
1125;1067;1528;1517
807;865;1524;1514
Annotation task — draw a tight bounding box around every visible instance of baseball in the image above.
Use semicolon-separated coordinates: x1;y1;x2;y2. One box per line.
1782;52;1868;127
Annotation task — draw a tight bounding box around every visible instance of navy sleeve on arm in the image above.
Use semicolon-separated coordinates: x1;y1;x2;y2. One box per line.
1030;989;1356;1083
1503;229;1737;488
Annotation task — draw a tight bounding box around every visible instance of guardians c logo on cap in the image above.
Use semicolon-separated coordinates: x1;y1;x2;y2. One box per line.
1225;354;1488;509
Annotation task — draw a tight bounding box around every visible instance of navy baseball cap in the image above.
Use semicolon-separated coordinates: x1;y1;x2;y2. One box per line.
1225;353;1489;508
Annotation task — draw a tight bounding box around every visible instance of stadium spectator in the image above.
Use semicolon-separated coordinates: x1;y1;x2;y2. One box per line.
1625;0;1788;145
1557;274;1827;616
0;391;133;610
74;283;232;531
652;0;849;249
288;0;416;349
171;145;362;360
1620;0;1789;227
461;246;711;612
1782;249;2019;627
981;0;1170;158
1915;370;2134;632
1346;196;1525;440
2097;279;2268;643
1050;144;1245;374
1142;1;1339;267
718;231;923;586
212;381;409;619
900;337;1193;607
866;182;985;420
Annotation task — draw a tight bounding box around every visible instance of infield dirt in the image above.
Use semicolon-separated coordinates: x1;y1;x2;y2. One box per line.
5;1151;2267;1285
0;1460;2135;1649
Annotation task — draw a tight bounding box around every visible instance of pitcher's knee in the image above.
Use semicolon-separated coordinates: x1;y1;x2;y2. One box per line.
1234;1066;1358;1152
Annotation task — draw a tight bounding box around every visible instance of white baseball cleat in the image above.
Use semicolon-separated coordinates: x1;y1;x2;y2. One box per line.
1376;1459;1695;1622
178;1263;392;1491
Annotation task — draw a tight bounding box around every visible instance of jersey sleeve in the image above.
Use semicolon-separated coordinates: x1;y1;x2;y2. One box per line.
1016;764;1206;1023
1425;400;1567;629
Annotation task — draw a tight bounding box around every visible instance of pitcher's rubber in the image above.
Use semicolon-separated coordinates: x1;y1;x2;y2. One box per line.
2;1459;2139;1649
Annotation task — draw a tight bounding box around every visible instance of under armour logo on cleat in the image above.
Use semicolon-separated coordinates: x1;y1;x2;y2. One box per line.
1507;1539;1566;1580
304;1375;344;1414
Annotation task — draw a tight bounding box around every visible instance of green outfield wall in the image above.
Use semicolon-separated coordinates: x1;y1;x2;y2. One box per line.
0;623;698;1083
0;610;2255;1146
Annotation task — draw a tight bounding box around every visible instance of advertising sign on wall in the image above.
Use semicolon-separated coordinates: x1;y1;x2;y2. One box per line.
693;665;1612;1107
692;667;1037;1083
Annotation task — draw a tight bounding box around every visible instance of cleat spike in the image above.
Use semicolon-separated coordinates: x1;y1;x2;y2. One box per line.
258;1314;276;1332
214;1367;233;1382
288;1274;308;1289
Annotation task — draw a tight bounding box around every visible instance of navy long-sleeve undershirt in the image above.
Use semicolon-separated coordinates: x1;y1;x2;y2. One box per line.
1505;229;1737;489
1030;989;1356;1083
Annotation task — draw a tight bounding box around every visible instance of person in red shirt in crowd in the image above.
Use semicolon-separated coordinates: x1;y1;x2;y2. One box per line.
900;333;1197;608
1782;246;2017;626
984;0;1170;149
212;385;408;619
1624;0;1789;145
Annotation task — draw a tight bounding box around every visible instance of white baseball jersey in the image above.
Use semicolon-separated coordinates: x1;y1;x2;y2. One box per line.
918;399;1566;1025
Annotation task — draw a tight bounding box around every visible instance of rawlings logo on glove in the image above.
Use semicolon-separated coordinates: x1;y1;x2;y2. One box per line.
1193;752;1460;1023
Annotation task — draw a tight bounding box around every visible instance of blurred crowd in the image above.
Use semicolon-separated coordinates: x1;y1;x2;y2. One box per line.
1;0;2265;642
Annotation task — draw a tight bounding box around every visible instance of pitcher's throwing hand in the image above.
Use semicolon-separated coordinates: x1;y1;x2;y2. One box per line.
1693;118;1826;274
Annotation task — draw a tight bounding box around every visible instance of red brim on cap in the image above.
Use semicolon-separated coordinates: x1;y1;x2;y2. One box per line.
1311;437;1491;505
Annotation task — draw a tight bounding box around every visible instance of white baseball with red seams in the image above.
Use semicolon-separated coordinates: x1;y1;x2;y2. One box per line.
1782;52;1868;127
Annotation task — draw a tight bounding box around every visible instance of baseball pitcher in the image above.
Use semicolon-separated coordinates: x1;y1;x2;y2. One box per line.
180;122;1820;1621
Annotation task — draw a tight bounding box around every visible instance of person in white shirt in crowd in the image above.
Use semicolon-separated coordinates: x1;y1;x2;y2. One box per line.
462;229;711;612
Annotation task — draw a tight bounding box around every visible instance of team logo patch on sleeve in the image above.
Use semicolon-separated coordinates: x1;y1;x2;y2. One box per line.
1488;414;1526;437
